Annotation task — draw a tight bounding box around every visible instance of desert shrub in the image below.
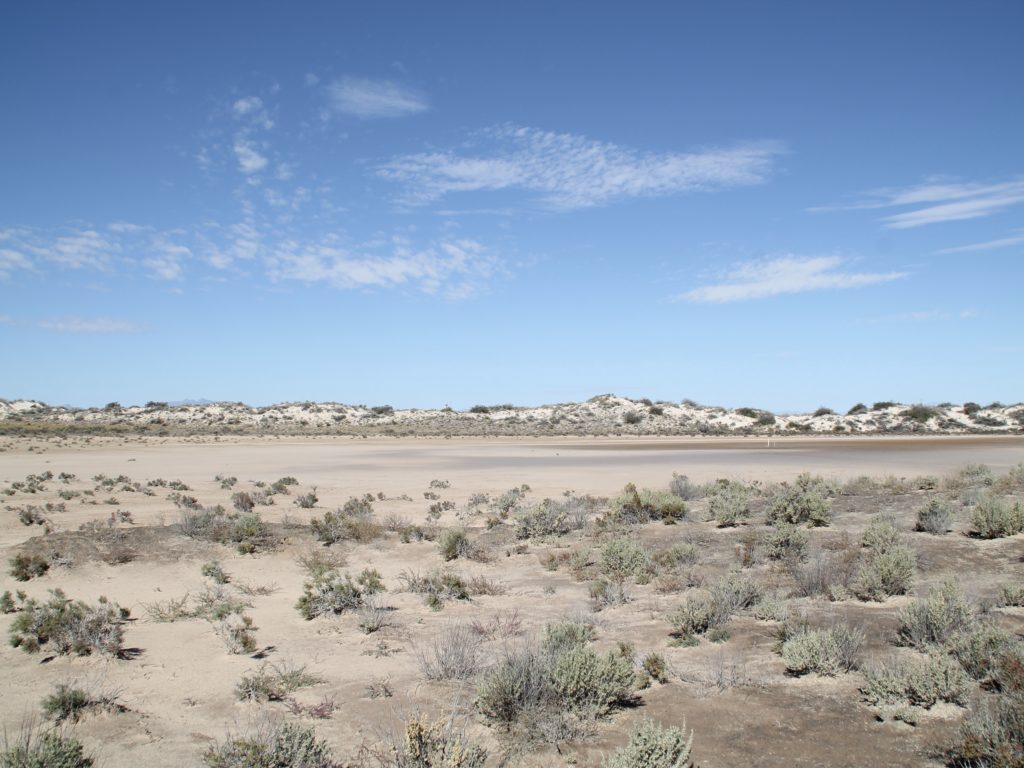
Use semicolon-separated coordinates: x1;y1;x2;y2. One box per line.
231;491;255;513
193;584;249;620
296;572;366;620
642;653;669;684
904;404;938;424
895;580;973;648
215;613;257;654
651;543;699;570
999;583;1024;607
600;538;653;585
610;484;687;525
202;722;336;768
970;493;1024;538
0;591;18;614
201;561;230;584
0;727;93;768
861;515;902;552
9;590;127;656
763;523;809;561
781;623;864;676
714;570;763;613
752;592;788;622
947;625;1022;684
543;619;596;655
41;685;91;723
948;693;1024;767
310;496;382;545
705;479;752;527
915;498;953;534
852;545;916;601
667;591;728;639
603;719;693;768
392;714;487;768
861;652;971;708
437;528;475;561
179;506;274;554
788;549;859;599
475;644;555;725
552;645;636;716
515;495;593;539
415;624;483;681
669;473;703;501
294;489;318;509
9;553;49;581
236;661;322;702
766;474;832;527
398;570;470;609
847;403;867;415
490;486;530;518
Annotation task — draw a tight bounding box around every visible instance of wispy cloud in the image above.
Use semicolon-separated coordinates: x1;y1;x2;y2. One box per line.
0;248;32;279
266;237;499;298
233;139;268;174
379;125;783;210
38;317;144;334
864;308;977;324
935;232;1024;254
327;77;428;119
682;255;906;303
813;178;1024;229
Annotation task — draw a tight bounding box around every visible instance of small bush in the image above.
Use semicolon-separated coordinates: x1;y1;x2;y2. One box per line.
895;580;973;648
948;625;1022;684
0;727;93;768
642;653;669;684
667;591;728;639
9;590;127;656
215;613;257;654
852;545;917;601
999;583;1024;607
611;484;687;525
788;550;858;599
949;693;1024;767
600;538;653;585
763;523;809;561
437;528;475;561
905;404;938;424
41;685;91;723
669;473;703;501
861;515;902;552
515;495;593;538
766;474;832;527
551;645;636;716
310;497;382;545
603;719;693;768
915;498;953;534
294;489;318;509
202;722;336;768
393;713;487;768
231;492;255;513
781;623;864;676
296;572;366;620
236;661;321;702
398;570;470;609
415;624;483;681
861;652;971;708
201;561;230;584
705;479;753;527
970;493;1024;538
9;553;49;581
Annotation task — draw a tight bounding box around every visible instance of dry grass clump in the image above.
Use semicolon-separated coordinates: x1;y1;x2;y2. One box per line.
9;552;50;581
437;528;483;561
398;569;473;610
376;712;487;768
415;623;484;681
8;589;128;656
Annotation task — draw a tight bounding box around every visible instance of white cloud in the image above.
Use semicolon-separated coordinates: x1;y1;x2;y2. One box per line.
327;76;428;118
232;96;263;116
935;233;1024;254
233;139;268;174
266;236;498;298
144;239;190;280
379;125;782;210
48;230;117;269
813;178;1024;229
38;317;144;334
0;248;32;278
304;73;319;87
682;255;906;303
864;308;978;323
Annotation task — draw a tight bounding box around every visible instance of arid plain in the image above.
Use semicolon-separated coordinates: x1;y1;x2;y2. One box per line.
1;433;1022;767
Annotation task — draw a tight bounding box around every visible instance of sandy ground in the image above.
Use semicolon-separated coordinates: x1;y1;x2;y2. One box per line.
0;435;1021;767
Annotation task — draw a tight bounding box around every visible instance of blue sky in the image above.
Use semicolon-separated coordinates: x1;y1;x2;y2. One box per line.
1;1;1022;411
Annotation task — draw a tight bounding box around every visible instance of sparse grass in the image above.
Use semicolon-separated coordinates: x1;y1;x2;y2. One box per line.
415;623;483;680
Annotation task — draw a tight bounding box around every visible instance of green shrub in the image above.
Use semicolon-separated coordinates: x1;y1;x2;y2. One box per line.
766;474;832;527
895;580;973;648
310;496;382;544
781;624;864;676
437;528;474;561
293;489;318;509
203;722;336;768
861;653;971;708
296;572;365;619
41;685;91;723
475;644;553;725
642;653;669;684
970;493;1024;538
949;693;1024;767
603;719;693;768
861;515;902;552
667;591;728;639
705;479;752;527
0;728;93;768
9;553;49;581
600;538;653;585
9;590;127;656
904;404;938;424
543;619;595;655
551;646;636;716
763;523;809;561
852;545;916;601
915;498;953;534
947;625;1022;684
651;543;699;570
611;484;687;525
